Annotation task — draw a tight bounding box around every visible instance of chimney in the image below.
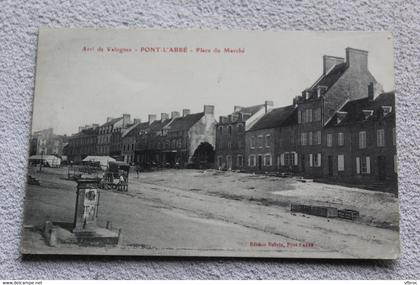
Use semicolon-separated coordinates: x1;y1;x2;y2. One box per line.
122;114;131;127
161;113;169;121
228;115;233;122
106;117;114;122
264;100;274;113
148;114;157;124
171;111;180;119
78;126;83;132
234;106;243;112
182;109;190;117
204;105;215;115
219;116;228;123
292;96;298;107
133;118;141;124
323;55;345;74
346;47;368;71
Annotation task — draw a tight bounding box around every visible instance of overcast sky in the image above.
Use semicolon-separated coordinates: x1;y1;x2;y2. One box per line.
32;29;395;135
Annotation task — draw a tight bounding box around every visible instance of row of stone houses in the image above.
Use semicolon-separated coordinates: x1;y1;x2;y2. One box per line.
65;105;217;168
215;47;397;191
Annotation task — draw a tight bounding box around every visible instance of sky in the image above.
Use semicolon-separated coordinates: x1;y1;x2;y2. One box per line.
31;29;395;135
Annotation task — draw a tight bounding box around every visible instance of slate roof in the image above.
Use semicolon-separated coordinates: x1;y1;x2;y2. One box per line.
167;112;204;131
148;118;173;132
233;104;265;116
100;117;123;128
306;63;348;99
122;122;150;138
325;92;395;127
248;105;296;132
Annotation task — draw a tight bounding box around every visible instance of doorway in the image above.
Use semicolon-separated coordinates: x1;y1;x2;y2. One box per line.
258;155;262;170
328;155;333;176
377;156;386;180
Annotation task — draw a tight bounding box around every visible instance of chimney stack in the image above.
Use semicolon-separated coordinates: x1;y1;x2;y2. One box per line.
182;109;190;117
346;47;368;71
323;55;344;74
171;111;180;119
133;118;141;124
204;105;215;115
148;114;157;124
122;114;131;127
264;100;274;113
161;113;169;121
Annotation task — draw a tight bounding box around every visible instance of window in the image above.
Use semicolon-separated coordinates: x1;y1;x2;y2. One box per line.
301;132;307;146
377;129;385;147
217;156;223;168
283;152;296;166
307;109;313;123
257;135;263;148
265;134;271;147
250;136;255;149
298;111;302;124
315;131;321;145
392;127;396;146
327;133;333;147
227;141;232;149
312;153;321;167
356;156;371;174
264;154;272;166
359;131;367;149
337;155;344;171
237;155;243;168
218;126;223;133
237;124;244;132
314;108;321;121
338;132;344;146
249;155;256;167
228;126;232;135
308;132;313;145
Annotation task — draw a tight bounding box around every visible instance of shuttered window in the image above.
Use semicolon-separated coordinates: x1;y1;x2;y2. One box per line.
359;131;367;149
377;129;385;147
338;155;344;171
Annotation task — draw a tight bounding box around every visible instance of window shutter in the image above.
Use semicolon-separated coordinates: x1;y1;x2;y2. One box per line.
366;156;371;174
317;153;321;167
294;152;298;166
280;153;285;166
309;154;313;167
356;157;360;174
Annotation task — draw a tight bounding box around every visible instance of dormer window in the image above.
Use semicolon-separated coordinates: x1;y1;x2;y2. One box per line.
316;86;327;98
382;106;392;116
336;111;347;124
305;91;310;100
362;110;374;120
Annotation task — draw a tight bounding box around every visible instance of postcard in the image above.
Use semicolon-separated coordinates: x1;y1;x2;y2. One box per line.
22;28;399;259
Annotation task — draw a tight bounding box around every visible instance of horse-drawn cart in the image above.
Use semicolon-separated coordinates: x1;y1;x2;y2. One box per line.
99;161;130;192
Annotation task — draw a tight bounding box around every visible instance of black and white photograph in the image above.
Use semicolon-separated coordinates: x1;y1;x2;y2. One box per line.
22;28;399;259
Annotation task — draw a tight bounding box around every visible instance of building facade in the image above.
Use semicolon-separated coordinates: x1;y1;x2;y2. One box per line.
30;128;68;157
244;105;296;172
97;114;131;157
323;91;397;191
215;102;272;170
66;125;99;162
295;47;382;178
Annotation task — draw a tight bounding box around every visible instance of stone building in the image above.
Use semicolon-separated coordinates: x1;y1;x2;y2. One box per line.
121;120;150;164
97;114;131;157
244;105;296;172
66;125;99;162
295;47;382;178
136;105;217;168
323;91;397;191
215;102;271;170
30;128;68;157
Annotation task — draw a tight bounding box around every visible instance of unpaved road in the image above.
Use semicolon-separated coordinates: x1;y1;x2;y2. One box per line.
22;167;399;258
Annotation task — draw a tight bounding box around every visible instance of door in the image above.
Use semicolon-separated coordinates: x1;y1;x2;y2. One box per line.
328;155;333;176
377;156;386;180
227;155;232;170
258;155;262;170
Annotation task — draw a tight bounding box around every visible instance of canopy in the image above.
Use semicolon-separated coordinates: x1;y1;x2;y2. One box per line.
82;156;116;169
29;155;61;167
